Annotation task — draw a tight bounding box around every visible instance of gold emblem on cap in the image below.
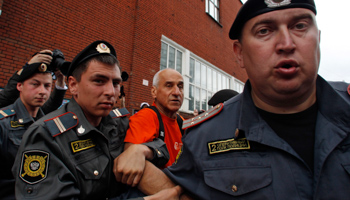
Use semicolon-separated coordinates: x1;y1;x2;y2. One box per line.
264;0;291;8
38;63;47;72
96;43;111;54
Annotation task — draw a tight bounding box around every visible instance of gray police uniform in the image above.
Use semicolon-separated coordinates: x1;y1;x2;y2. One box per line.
12;98;143;200
0;98;45;199
164;76;350;199
0;69;66;114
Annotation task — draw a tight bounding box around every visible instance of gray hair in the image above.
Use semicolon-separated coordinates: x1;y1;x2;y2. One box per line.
152;69;164;87
153;68;181;87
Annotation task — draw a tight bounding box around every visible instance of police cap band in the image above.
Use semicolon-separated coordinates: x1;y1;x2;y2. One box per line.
66;40;117;78
17;62;52;82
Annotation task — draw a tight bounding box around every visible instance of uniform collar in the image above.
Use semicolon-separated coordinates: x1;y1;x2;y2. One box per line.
238;75;350;141
13;98;44;124
315;76;350;132
67;98;117;137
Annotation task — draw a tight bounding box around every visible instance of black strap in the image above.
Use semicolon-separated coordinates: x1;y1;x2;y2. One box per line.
147;106;184;141
176;114;184;136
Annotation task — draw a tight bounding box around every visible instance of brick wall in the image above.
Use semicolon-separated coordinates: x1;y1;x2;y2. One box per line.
0;0;246;117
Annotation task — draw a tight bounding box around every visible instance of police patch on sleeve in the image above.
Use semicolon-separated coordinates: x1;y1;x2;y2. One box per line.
19;150;49;184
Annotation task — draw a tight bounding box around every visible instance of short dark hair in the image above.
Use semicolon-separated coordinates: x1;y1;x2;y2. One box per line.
71;55;119;82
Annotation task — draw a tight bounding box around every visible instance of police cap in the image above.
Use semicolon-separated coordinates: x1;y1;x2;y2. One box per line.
17;62;52;82
208;89;239;106
229;0;317;40
66;40;117;78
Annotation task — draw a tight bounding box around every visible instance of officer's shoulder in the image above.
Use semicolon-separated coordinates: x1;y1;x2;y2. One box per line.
329;81;350;92
44;111;79;137
182;103;224;130
110;107;130;118
0;108;16;120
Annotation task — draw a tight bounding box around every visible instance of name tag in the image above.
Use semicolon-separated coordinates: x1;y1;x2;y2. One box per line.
208;138;250;155
11;121;24;128
71;139;96;153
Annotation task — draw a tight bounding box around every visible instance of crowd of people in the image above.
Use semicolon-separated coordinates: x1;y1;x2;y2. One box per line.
1;0;350;199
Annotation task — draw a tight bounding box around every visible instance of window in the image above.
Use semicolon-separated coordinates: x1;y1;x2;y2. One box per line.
160;36;244;113
206;0;220;22
160;42;182;73
188;58;232;111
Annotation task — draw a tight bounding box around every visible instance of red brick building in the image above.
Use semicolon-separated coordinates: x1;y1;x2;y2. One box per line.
0;0;247;118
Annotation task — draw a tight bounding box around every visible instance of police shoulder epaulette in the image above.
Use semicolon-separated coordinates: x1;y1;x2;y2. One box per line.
44;112;79;137
182;103;223;130
0;108;16;120
110;108;130;118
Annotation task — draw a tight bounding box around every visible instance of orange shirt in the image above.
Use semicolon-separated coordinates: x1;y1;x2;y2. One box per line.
124;104;183;167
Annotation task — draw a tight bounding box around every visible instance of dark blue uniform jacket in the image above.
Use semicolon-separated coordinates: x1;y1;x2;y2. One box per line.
165;76;350;200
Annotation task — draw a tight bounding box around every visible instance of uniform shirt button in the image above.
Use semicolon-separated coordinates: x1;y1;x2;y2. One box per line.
27;187;33;194
231;185;238;192
94;170;99;176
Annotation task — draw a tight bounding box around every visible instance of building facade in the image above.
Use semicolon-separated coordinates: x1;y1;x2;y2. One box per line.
0;0;247;118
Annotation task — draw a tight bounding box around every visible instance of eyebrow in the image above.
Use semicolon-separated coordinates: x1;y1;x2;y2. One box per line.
93;74;122;81
251;13;314;31
30;78;52;85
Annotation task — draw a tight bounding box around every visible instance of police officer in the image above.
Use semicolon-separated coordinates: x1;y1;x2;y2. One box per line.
0;49;68;114
12;40;172;200
134;0;350;199
0;62;53;199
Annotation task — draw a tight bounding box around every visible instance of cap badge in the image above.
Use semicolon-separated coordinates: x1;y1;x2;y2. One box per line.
264;0;291;8
38;63;47;72
96;43;111;54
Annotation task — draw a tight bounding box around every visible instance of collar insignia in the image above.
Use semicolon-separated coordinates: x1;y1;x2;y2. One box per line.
77;125;85;134
264;0;291;8
96;43;111;53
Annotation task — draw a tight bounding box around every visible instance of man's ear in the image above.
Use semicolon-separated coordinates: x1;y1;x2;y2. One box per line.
151;86;157;99
318;29;321;43
233;41;245;69
68;76;78;95
16;82;23;92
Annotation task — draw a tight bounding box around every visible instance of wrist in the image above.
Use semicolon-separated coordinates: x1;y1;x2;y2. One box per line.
139;144;154;160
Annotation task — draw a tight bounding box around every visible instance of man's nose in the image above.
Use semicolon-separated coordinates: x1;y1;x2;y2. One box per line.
105;82;116;97
276;27;296;54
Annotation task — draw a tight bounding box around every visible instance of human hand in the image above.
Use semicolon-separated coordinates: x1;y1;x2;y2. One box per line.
143;185;182;200
193;109;198;116
113;144;153;187
28;49;53;65
54;70;66;88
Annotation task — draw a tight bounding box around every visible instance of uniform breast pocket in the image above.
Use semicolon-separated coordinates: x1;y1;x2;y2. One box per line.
75;153;110;198
76;153;109;180
8;128;26;146
202;155;275;200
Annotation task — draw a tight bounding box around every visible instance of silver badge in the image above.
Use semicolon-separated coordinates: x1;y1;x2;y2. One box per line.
264;0;291;8
77;125;85;134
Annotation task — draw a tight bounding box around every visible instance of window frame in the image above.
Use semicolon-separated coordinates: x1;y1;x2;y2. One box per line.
160;36;244;114
205;0;220;22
